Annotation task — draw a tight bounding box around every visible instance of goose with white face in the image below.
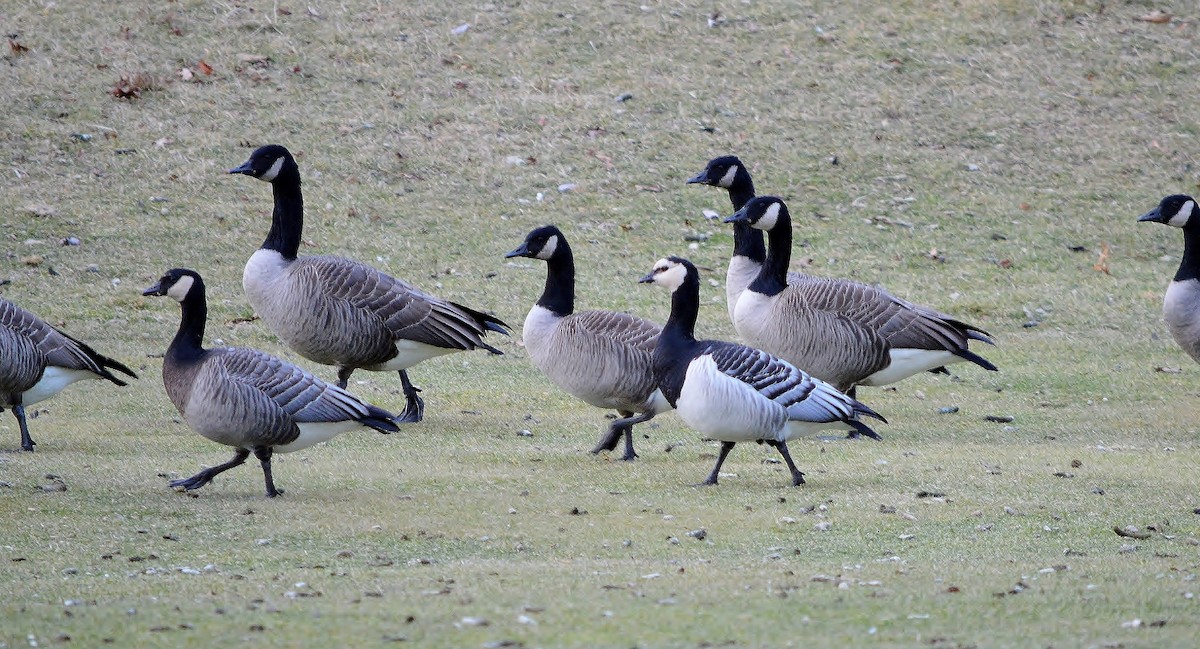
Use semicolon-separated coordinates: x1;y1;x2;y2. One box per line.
639;257;689;291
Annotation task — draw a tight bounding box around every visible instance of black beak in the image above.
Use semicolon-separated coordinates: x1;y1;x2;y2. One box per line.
1138;207;1162;223
504;243;530;259
637;272;655;283
142;281;164;297
228;161;255;175
685;170;708;185
723;205;750;224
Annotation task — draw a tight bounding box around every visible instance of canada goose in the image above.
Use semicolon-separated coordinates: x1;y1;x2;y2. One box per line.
229;144;509;423
1138;194;1200;363
0;297;137;451
505;225;670;461
688;155;996;387
724;196;997;392
143;268;400;497
640;256;884;486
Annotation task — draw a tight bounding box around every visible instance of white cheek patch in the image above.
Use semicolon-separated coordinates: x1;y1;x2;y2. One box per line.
166;275;195;302
537;235;559;260
718;165;738;188
260;156;285;182
754;202;781;231
659;262;688;291
1168;200;1195;228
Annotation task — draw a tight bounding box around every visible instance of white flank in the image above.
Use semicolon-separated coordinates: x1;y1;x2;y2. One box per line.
860;348;958;386
676;355;786;442
21;367;100;405
242;248;289;302
274;420;364;453
374;339;457;371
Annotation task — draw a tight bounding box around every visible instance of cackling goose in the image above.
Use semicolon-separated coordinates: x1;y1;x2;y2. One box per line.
143;268;399;497
506;225;670;461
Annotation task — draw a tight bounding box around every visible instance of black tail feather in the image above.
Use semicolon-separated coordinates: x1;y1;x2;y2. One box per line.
848;419;883;441
363;405;401;434
952;348;998;372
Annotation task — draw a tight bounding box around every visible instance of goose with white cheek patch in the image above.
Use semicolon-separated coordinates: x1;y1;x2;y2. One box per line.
0;297;137;451
506;225;670;461
724;195;997;395
229;144;509;423
1138;194;1200;363
641;256;884;487
689;156;996;386
143;268;399;498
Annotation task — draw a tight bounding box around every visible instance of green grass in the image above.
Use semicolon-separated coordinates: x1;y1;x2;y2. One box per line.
2;0;1200;646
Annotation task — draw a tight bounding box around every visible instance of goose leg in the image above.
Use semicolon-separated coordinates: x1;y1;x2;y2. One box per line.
170;448;250;492
396;371;424;423
336;366;355;389
253;446;284;498
591;410;654;461
765;439;806;486
844;386;861;440
698;441;736;486
11;404;35;452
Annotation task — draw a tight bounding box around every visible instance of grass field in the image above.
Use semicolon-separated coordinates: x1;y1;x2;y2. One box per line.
2;0;1199;646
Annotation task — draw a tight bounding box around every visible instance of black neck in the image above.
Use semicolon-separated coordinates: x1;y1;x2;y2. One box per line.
168;285;208;363
536;241;575;316
748;211;792;296
1178;228;1200;282
262;174;304;260
662;272;701;345
727;172;765;263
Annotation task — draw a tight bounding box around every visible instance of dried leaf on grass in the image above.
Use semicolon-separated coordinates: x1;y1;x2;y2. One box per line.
112;73;158;100
1093;242;1110;274
1136;10;1172;24
9;37;30;55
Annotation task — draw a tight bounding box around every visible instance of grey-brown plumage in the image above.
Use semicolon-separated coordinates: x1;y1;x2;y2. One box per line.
506;226;670;461
726;196;997;393
1138;194;1200;362
0;296;136;451
143;268;399;497
230;144;509;423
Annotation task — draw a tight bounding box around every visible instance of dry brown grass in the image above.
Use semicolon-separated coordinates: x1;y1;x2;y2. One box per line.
2;0;1200;646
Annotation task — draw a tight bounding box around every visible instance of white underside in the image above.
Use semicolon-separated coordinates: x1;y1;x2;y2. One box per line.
22;367;100;406
273;420;366;453
860;348;958;386
367;340;458;371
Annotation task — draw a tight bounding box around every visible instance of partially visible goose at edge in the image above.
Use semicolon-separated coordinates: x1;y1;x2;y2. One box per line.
506;225;670;461
143;268;399;497
725;195;997;394
0;296;136;451
641;256;884;487
229;144;510;423
1138;194;1200;363
687;155;996;387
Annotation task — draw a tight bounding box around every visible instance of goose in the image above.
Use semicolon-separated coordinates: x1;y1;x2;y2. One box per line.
724;195;997;393
0;297;137;451
640;256;884;486
229;144;510;423
1138;194;1200;363
143;268;400;497
688;155;996;389
505;225;670;461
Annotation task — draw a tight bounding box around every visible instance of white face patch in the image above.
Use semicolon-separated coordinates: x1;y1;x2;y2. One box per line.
717;165;738;188
753;201;782;231
652;260;688;292
537;235;559;260
166;275;195;302
259;156;285;182
1168;200;1195;228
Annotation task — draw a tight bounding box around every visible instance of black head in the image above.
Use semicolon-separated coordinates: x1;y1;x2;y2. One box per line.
1138;194;1199;229
686;155;746;188
143;268;204;302
505;225;567;261
723;195;789;231
228;144;297;183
